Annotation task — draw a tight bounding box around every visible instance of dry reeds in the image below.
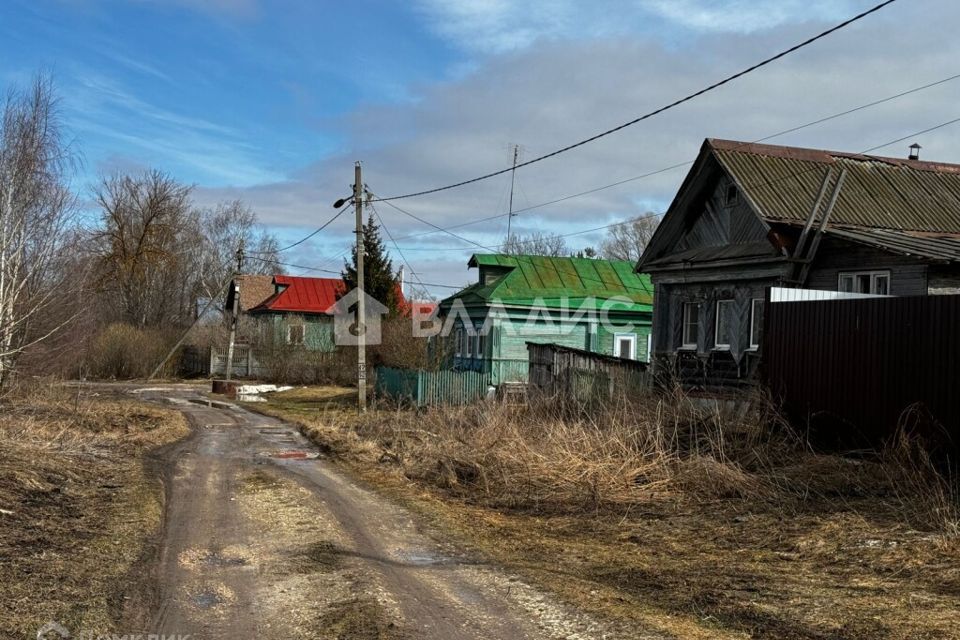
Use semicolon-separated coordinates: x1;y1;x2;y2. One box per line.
304;386;960;537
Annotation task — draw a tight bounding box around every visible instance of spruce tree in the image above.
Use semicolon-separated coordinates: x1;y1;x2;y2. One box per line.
340;215;402;315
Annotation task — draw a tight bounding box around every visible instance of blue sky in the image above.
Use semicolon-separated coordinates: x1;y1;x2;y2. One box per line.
2;0;958;295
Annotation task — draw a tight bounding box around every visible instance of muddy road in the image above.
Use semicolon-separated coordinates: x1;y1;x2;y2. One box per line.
129;386;621;640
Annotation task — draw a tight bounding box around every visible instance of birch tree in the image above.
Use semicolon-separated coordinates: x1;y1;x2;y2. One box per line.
0;75;76;388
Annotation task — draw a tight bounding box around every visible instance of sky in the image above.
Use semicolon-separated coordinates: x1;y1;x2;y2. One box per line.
2;0;959;297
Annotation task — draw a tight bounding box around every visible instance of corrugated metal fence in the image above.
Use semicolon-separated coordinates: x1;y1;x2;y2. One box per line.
763;294;960;447
375;367;492;407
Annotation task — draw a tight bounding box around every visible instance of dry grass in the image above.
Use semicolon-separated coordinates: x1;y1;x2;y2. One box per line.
0;382;188;638
251;385;960;639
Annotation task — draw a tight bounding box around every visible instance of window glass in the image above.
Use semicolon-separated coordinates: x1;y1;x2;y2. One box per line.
287;325;304;345
715;300;733;348
750;299;763;349
838;270;891;295
874;274;889;295
682;303;699;347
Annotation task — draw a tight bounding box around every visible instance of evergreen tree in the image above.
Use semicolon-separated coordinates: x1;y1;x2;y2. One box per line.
340;215;402;315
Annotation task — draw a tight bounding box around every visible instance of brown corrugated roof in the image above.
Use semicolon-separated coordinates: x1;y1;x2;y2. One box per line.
710;138;960;234
233;274;276;312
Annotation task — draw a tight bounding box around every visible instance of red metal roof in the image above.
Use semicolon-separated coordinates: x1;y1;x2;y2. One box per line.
250;275;345;315
249;275;428;316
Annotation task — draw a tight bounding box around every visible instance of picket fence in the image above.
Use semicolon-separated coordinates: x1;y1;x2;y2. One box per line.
375;367;493;407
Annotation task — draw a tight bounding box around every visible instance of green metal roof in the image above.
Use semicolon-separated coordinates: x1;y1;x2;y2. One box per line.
440;254;653;313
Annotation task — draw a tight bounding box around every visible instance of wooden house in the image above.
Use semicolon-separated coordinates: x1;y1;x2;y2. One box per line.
637;138;960;390
437;254;654;385
247;275;344;350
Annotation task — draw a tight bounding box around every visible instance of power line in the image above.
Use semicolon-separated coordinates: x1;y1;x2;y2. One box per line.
368;200;433;298
245;254;464;290
376;114;960;255
389;70;960;244
258;204;352;254
377;197;496;252
373;0;899;202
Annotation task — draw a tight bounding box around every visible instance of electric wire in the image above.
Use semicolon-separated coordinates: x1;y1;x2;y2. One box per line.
372;0;899;202
390;71;960;244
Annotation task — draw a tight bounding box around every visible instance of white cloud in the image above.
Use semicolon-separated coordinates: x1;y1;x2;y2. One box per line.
196;0;957;291
413;0;867;54
641;0;858;33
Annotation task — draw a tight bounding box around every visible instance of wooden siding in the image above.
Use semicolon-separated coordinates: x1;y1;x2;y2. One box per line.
264;314;335;352
528;342;649;403
447;308;651;384
804;238;929;296
928;266;960;295
676;175;769;251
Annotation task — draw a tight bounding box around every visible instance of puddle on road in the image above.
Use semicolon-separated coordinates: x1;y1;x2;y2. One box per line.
395;549;447;566
191;590;223;608
266;450;320;460
186;398;237;411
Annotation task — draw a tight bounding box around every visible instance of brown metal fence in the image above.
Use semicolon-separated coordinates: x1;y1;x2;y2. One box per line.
763;294;960;448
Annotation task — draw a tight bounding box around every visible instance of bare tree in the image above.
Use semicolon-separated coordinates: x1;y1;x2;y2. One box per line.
502;231;568;257
194;199;282;306
0;75;77;388
93;170;196;328
600;214;661;262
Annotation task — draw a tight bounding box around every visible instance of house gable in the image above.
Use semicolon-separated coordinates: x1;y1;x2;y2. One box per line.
639;148;779;274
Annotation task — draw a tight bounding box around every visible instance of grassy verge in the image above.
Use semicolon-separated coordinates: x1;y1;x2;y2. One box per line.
0;383;189;639
249;386;960;640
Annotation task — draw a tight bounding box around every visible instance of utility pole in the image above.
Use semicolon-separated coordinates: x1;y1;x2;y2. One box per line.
506;144;519;240
224;239;244;382
354;162;367;412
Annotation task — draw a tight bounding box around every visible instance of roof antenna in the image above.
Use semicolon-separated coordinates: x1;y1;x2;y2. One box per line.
909;142;921;160
506;144;520;240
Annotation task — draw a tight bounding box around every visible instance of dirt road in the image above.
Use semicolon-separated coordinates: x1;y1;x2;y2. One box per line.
130;386;623;640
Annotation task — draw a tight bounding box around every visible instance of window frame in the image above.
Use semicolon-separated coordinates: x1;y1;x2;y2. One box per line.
838;270;891;295
749;298;763;350
681;302;699;350
724;183;739;206
613;332;637;360
714;299;734;350
286;323;305;346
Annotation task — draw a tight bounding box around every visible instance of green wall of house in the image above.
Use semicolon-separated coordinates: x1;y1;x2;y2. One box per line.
449;306;651;385
260;314;336;352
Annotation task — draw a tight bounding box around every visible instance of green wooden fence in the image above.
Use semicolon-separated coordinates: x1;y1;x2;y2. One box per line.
375;367;493;407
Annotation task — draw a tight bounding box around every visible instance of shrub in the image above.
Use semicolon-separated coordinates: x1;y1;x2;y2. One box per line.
87;323;177;379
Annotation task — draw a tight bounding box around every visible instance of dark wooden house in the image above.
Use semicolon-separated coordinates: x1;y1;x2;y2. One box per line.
637;138;960;390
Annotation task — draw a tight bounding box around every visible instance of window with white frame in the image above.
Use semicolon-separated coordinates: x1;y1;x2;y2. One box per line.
838;270;890;295
715;300;733;349
454;327;463;357
287;324;305;346
749;298;763;349
475;330;485;359
681;302;699;349
614;333;637;360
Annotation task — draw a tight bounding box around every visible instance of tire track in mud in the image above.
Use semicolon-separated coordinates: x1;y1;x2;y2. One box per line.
135;388;637;640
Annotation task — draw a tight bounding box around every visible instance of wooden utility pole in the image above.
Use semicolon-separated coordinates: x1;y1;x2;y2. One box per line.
354;162;367;412
224;240;244;381
506;144;519;240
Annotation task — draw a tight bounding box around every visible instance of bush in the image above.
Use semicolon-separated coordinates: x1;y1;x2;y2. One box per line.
87;323;178;379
